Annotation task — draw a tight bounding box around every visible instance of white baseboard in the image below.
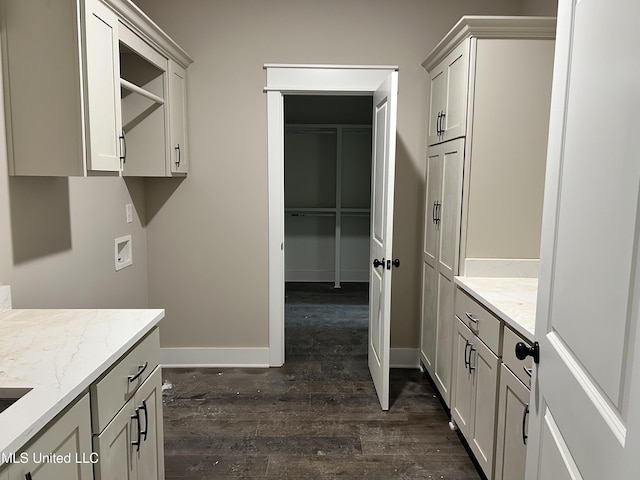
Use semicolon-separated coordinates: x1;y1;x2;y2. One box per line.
161;347;270;368
390;348;420;368
162;346;419;369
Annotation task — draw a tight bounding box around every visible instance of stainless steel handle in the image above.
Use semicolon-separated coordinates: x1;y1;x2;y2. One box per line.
120;132;127;164
440;111;446;135
175;144;181;167
128;361;148;383
465;312;479;324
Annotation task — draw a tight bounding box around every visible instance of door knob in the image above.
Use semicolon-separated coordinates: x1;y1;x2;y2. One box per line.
515;341;540;364
373;258;385;268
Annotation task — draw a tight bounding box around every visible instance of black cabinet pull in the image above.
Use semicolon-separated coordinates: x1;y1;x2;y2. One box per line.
131;408;141;451
120;131;127;164
128;361;148;383
464;340;471;370
468;346;476;372
432;201;437;224
25;473;33;480
522;404;530;445
139;399;148;441
175;144;181;167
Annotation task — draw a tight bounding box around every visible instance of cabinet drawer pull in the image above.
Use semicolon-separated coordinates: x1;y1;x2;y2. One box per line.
128;361;148;382
440;111;446;135
465;312;479;324
464;339;471;370
523;366;533;378
468;346;476;372
120;131;127;164
131;408;141;451
139;399;148;441
522;404;530;445
175;143;181;167
436;111;442;135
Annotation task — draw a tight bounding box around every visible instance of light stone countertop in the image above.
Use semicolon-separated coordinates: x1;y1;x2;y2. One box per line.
454;277;538;342
0;308;164;461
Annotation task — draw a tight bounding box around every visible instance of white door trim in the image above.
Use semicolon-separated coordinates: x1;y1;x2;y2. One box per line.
265;64;398;366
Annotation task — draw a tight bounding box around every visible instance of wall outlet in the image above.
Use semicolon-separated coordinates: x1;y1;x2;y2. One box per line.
115;235;133;271
126;204;133;224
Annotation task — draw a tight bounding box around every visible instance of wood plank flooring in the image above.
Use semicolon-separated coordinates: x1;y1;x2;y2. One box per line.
162;283;482;479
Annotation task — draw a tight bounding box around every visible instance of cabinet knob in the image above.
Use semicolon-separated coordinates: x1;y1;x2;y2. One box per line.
515;341;540;364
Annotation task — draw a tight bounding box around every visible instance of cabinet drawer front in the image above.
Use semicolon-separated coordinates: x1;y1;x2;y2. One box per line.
455;288;501;354
91;328;160;434
502;327;533;388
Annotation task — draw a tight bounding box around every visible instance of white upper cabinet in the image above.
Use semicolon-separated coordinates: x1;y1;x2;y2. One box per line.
168;60;188;175
84;0;123;173
426;41;469;146
0;0;193;177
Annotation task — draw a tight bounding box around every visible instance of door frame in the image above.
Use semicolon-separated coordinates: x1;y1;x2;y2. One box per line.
264;64;398;366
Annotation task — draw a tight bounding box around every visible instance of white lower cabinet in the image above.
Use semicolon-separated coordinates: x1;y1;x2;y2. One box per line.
93;367;164;480
494;327;533;480
494;364;529;480
8;394;93;480
451;315;500;479
91;328;164;480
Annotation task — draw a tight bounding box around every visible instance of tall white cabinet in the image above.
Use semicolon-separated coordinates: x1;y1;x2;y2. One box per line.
419;16;555;408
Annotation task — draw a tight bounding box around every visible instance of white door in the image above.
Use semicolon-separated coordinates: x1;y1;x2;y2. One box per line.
526;1;640;479
368;71;398;411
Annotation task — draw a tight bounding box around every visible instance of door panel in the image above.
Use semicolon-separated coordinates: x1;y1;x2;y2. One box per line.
83;0;121;172
420;261;437;374
423;148;442;262
438;139;464;276
443;42;470;141
527;0;640;478
368;71;398;411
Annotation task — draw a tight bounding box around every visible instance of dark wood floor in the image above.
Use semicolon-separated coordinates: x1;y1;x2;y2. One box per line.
162;283;482;479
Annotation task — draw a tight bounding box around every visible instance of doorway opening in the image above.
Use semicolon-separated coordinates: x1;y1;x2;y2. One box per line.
283;95;373;362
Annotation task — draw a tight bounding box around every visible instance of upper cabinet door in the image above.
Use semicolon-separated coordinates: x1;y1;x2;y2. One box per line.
168;60;188;175
427;41;470;146
82;0;123;173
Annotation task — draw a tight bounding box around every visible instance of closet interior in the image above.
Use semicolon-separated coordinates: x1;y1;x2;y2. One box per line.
284;95;373;288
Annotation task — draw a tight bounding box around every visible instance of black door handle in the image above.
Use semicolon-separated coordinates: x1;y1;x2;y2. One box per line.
515;341;540;364
522;404;530;445
373;258;385;268
387;259;400;269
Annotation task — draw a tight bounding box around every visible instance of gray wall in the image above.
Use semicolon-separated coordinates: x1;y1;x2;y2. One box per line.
135;0;547;351
0;0;558;352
